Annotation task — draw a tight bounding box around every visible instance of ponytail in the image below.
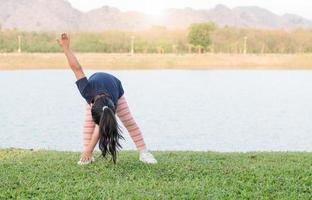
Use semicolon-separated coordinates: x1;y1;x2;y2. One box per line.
91;95;124;164
98;107;124;164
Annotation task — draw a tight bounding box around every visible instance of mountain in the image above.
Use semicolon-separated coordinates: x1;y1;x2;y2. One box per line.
162;5;312;29
0;0;81;31
0;0;311;31
80;6;149;31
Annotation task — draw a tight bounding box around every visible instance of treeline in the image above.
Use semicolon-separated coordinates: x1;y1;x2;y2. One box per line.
0;26;312;53
212;27;312;53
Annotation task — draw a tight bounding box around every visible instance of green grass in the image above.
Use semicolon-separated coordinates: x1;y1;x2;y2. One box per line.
0;149;311;199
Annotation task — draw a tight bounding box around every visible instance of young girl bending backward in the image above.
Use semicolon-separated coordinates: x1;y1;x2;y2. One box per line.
57;33;157;165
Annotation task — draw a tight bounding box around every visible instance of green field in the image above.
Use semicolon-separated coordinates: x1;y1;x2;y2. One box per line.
1;28;312;54
0;149;311;199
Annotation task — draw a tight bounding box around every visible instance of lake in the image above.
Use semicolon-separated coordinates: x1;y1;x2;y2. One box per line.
0;70;311;152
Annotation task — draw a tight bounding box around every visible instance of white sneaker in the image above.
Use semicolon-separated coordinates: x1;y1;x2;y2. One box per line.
77;157;95;165
139;151;158;164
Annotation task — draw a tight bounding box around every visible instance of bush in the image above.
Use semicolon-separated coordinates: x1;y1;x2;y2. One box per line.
0;26;311;53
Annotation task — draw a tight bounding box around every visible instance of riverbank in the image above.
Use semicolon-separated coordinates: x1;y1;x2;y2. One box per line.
1;53;312;70
0;149;311;199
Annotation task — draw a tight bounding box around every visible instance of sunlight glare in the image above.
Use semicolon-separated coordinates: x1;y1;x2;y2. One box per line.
137;2;167;16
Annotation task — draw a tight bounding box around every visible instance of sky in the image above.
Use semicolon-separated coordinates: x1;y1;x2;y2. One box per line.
68;0;312;20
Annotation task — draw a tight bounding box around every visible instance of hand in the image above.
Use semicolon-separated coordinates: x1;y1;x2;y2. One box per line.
57;33;70;50
80;150;93;163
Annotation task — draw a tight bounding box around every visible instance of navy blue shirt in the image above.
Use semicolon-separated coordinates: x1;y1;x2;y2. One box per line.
75;72;124;106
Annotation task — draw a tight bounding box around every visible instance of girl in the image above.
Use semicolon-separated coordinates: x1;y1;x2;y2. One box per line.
57;33;157;165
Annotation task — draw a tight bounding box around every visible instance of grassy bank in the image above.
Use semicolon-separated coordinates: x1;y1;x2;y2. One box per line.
0;149;311;199
1;53;312;70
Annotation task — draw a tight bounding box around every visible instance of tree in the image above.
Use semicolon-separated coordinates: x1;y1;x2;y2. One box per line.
187;22;216;53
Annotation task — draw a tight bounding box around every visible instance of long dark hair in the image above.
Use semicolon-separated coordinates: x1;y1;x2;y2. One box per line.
91;95;124;164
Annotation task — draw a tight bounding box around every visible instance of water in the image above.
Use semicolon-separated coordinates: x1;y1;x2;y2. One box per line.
0;70;312;152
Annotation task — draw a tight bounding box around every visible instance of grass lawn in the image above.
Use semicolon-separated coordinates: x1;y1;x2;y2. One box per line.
0;149;311;199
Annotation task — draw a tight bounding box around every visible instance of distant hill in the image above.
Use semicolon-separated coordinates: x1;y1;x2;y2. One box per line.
163;5;312;29
80;6;149;31
0;0;81;31
0;0;311;31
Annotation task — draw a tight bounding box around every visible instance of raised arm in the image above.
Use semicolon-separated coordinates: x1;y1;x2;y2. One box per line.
57;33;85;80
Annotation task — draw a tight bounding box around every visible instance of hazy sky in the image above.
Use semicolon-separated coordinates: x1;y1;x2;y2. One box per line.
68;0;312;19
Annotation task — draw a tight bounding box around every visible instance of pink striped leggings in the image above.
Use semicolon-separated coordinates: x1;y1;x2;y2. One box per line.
82;95;147;151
